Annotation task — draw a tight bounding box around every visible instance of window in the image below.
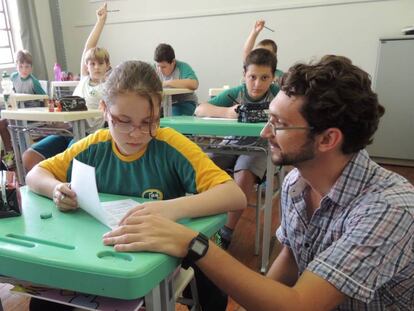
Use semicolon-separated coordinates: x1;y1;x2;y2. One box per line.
0;0;20;68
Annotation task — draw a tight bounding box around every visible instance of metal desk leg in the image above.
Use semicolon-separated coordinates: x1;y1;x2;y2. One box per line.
71;120;86;142
160;272;175;311
145;272;175;311
261;151;275;273
8;120;26;185
145;284;162;311
162;96;172;117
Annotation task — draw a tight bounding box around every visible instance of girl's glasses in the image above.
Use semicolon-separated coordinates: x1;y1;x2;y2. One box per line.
264;121;313;136
107;111;159;134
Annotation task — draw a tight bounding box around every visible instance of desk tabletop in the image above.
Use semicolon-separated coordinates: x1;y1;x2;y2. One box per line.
13;93;49;101
0;93;49;104
1;107;102;122
0;187;226;299
162;88;193;96
160;116;265;137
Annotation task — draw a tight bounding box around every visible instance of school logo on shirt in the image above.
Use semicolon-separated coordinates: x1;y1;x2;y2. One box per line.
142;189;163;200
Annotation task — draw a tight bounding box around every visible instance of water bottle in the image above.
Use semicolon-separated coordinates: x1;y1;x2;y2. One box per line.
1;71;16;110
54;63;62;81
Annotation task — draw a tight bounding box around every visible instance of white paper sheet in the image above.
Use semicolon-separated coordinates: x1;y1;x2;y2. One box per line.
201;117;237;121
101;199;139;229
71;159;140;229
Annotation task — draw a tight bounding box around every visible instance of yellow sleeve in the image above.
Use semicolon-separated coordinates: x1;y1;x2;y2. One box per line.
39;129;111;181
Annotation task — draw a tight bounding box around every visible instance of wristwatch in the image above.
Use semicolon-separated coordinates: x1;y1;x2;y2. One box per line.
181;232;209;269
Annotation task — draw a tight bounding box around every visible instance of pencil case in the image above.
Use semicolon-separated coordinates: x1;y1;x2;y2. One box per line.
235;102;269;123
0;171;21;218
58;96;88;112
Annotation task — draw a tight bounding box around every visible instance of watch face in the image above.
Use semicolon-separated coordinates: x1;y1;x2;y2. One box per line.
192;239;207;255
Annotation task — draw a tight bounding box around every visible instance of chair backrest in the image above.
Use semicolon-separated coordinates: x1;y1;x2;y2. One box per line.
208;85;230;98
39;80;48;95
50;81;80;99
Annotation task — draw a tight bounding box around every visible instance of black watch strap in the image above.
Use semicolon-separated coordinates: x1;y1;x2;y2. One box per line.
181;232;209;269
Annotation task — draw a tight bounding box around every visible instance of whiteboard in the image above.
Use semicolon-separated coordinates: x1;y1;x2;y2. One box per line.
76;0;393;26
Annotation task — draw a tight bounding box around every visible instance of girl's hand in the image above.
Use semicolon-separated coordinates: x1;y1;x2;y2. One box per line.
52;183;78;212
103;214;197;257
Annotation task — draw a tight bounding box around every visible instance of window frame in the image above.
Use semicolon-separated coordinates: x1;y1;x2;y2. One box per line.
0;0;17;68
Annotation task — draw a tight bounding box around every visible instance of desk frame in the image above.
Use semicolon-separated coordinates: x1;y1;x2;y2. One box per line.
0;188;226;310
162;88;193;116
160;116;279;272
1;108;102;185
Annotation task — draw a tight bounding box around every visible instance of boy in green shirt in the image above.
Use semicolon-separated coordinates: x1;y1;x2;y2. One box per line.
195;48;279;248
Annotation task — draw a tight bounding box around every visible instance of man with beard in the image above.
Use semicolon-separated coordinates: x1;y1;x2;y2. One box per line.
103;55;414;311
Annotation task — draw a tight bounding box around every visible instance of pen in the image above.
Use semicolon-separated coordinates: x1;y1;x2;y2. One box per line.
227;94;242;106
107;9;120;12
264;25;275;32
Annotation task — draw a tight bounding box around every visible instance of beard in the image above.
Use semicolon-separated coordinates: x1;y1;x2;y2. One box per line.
271;137;316;166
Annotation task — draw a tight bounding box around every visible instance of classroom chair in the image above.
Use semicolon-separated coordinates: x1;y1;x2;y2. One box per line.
50;80;79;99
208;85;230;98
39;80;48;95
174;267;200;310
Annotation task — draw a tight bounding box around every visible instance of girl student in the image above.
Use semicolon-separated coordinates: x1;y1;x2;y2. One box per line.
26;60;246;311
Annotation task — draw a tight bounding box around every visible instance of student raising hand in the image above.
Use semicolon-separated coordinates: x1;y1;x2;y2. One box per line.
96;2;108;23
253;19;265;34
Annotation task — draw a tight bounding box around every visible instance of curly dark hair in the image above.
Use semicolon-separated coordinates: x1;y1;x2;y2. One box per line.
279;55;385;154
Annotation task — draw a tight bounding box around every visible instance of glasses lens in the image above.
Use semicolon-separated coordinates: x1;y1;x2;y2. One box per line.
141;122;159;134
115;122;133;133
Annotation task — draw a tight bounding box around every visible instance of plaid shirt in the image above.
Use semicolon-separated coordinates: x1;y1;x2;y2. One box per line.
277;150;414;310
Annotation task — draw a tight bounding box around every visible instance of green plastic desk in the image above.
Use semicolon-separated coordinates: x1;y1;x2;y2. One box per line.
160;116;265;137
0;187;226;302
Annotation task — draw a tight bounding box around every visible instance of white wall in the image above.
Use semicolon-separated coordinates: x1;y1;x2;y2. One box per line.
59;0;414;101
35;0;57;80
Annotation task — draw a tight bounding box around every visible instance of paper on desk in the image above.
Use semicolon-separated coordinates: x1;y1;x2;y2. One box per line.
201;117;237;121
101;199;138;228
71;159;139;229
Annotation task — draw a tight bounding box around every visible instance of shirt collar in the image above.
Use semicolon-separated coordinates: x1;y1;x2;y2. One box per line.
289;150;374;209
325;150;373;208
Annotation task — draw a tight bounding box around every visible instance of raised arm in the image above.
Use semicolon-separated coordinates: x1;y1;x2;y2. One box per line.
80;3;108;76
243;20;265;61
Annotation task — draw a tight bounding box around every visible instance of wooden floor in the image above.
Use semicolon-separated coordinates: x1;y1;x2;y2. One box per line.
1;164;413;311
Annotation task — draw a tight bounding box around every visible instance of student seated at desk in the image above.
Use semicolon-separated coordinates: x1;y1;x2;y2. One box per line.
11;49;47;102
243;20;283;83
104;55;414;311
26;60;245;311
195;48;279;249
22;3;111;172
0;49;46;168
154;43;199;116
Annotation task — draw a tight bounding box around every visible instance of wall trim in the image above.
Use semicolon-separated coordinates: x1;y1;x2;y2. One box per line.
75;0;395;28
